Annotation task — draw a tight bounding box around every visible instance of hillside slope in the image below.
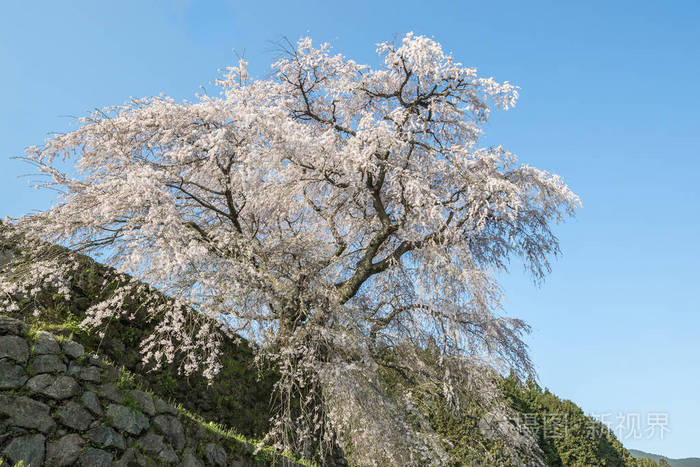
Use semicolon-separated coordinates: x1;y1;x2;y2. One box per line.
0;238;309;466
0;315;307;466
629;449;700;467
0;237;671;466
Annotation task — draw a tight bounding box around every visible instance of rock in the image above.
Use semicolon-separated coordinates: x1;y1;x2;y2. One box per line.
25;373;53;392
182;448;205;467
87;425;126;451
106;404;149;435
46;375;81;399
29;354;67;374
81;390;104;416
152;414;186;451
0;436;7;450
0;316;28;336
129;389;156;416
32;331;61;354
158;445;180;464
2;433;45;467
46;434;85;466
139;433;180;464
115;447;148;467
79;447;113;467
97;382;124;403
154;397;179;415
204;442;228;467
67;360;83;377
0;359;28;389
0;395;56;433
26;374;80;399
86;353;105;367
58;400;94;431
79;366;102;383
61;339;84;359
139;432;166;454
0;335;29;363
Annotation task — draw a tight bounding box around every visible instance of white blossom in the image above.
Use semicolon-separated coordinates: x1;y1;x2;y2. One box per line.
1;33;579;465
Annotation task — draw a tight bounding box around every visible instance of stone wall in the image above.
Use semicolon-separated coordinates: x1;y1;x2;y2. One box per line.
0;316;299;466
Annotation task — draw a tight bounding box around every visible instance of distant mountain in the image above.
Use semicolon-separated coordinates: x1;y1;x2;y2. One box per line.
629;449;700;467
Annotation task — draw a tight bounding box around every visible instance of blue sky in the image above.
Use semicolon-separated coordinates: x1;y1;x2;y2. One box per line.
1;0;698;458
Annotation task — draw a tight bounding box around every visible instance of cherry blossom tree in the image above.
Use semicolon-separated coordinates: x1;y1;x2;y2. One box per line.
1;33;579;465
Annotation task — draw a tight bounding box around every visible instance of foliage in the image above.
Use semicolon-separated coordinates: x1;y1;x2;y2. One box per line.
629;450;695;467
1;32;580;465
359;357;667;466
0;250;665;466
375;351;537;466
0;243;275;438
499;374;669;467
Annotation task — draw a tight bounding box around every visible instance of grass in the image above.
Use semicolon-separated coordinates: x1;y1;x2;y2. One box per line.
0;241;305;464
177;404;317;467
120;391;140;412
2;311;309;466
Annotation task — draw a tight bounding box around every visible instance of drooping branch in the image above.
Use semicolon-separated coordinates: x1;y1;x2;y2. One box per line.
5;32;578;466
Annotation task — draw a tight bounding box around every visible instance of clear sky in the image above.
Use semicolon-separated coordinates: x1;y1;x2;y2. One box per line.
1;0;698;459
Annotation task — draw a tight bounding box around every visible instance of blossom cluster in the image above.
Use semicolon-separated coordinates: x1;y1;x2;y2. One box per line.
1;33;579;465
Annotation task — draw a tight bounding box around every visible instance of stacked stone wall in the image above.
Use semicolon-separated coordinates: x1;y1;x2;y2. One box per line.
0;316;298;467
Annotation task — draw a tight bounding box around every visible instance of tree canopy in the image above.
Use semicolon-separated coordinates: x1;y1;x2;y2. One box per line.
1;33;579;465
